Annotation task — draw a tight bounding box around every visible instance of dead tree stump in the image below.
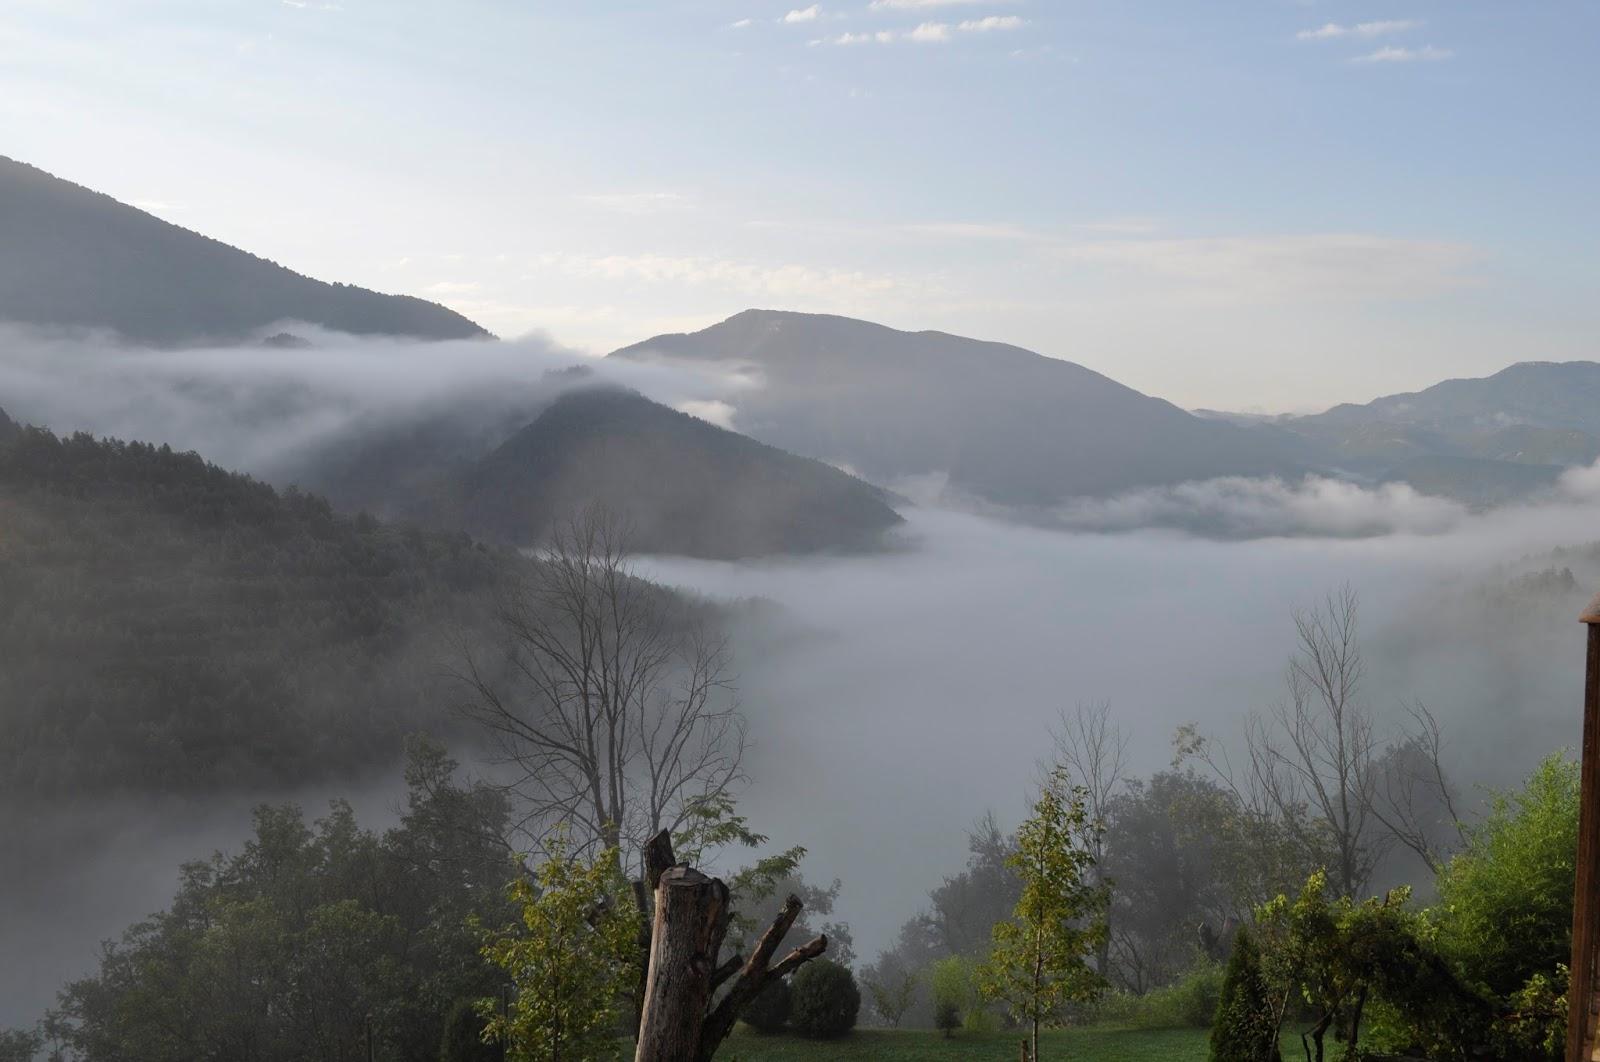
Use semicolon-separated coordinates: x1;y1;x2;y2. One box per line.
633;830;827;1062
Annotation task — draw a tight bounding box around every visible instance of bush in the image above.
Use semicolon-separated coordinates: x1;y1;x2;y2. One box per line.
789;959;862;1039
1086;965;1223;1030
439;998;499;1062
935;999;962;1039
1209;929;1282;1062
741;978;792;1034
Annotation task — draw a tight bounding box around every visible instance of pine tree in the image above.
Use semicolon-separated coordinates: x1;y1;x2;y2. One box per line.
1209;928;1282;1062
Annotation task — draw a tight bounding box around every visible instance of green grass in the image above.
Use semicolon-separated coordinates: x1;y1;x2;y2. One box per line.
718;1025;1210;1061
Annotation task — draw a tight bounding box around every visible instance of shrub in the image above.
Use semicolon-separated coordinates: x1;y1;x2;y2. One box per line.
934;1000;962;1039
741;978;792;1034
1209;929;1282;1062
789;959;862;1039
440;998;499;1062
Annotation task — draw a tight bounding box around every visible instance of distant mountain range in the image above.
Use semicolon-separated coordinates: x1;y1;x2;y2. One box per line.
612;309;1311;508
0;156;488;344
1269;361;1600;504
0;405;15;444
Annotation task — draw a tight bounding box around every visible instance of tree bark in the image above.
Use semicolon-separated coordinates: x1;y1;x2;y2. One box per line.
632;830;826;1062
634;867;729;1062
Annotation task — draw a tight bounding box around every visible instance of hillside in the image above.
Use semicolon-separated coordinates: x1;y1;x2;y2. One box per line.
0;425;507;798
1290;361;1600;472
0;156;489;343
0;405;15;443
419;386;904;558
611;310;1308;507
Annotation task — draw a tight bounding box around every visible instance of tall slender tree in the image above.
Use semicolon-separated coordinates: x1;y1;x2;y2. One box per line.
979;767;1109;1061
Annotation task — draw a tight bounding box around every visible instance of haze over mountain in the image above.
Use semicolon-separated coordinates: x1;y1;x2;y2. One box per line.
0;157;488;344
612;310;1310;509
1277;361;1600;505
417;386;903;560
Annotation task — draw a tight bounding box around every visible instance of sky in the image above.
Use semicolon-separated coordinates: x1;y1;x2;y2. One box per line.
2;0;1596;412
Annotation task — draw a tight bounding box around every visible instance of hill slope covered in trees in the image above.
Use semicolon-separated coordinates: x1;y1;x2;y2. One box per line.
0;156;488;343
417;386;905;558
0;426;506;798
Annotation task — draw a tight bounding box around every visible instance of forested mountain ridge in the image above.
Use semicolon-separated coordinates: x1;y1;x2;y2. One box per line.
1286;360;1600;469
611;309;1311;507
0;405;15;443
0;156;489;343
0;426;507;797
417;386;905;559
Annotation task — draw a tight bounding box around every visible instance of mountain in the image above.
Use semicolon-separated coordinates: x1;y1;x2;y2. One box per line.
1290;361;1600;471
1382;455;1565;509
413;386;904;559
0;425;507;798
610;310;1309;508
0;156;489;344
0;405;15;444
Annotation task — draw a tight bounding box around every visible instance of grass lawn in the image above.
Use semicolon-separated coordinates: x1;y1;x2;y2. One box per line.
718;1025;1210;1060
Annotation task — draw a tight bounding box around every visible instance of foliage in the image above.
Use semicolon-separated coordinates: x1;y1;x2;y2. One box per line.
478;837;638;1062
721;1024;1212;1060
1433;752;1579;998
1091;965;1224;1031
440;998;500;1062
929;957;979;1034
0;427;505;798
788;960;862;1040
0;1029;41;1062
48;742;516;1062
978;768;1109;1056
1208;930;1281;1062
741;980;793;1034
1252;870;1493;1062
863;967;920;1029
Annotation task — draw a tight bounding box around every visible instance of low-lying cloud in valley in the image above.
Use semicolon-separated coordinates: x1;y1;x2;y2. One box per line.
5;328;1600;1026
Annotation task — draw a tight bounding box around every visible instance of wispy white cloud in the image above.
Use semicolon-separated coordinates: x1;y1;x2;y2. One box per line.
1057;234;1479;304
1353;44;1453;64
783;4;821;23
729;17;754;28
576;191;693;214
539;252;916;302
817;12;1024;45
869;0;1008;7
1298;19;1421;41
901;221;1042;241
958;15;1025;32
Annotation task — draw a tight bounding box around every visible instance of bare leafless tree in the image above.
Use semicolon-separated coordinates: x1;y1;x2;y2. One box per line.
455;506;747;878
1245;585;1388;898
1049;699;1128;976
1370;700;1467;874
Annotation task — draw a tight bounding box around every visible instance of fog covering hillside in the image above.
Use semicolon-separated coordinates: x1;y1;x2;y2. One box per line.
0;157;489;344
416;387;903;559
0;425;507;798
612;309;1312;507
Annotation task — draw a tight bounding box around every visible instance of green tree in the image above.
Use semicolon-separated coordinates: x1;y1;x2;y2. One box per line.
1208;929;1282;1062
479;838;638;1062
978;768;1109;1061
862;966;919;1028
1434;752;1579;998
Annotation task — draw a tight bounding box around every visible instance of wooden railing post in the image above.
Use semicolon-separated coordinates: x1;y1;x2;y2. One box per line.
1567;594;1600;1062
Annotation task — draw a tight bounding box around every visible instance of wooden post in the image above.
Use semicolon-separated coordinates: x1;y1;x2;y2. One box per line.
1567;593;1600;1062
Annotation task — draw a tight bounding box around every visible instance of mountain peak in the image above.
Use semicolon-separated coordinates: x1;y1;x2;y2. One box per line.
0;155;491;345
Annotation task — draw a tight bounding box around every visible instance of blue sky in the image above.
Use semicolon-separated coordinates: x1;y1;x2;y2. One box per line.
2;0;1596;410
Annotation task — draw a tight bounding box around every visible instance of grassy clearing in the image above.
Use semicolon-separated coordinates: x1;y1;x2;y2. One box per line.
719;1025;1210;1061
